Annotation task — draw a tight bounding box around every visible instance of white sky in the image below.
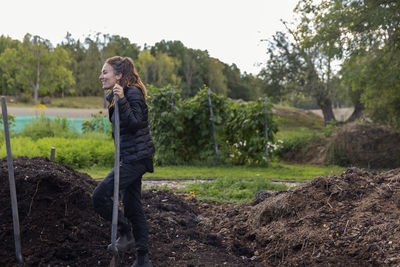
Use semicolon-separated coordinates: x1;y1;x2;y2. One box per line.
0;0;298;75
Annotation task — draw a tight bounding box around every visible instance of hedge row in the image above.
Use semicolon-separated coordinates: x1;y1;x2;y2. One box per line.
0;137;114;169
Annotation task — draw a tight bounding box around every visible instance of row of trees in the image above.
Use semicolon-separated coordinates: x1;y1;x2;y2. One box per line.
1;0;399;129
260;0;400;127
0;33;263;103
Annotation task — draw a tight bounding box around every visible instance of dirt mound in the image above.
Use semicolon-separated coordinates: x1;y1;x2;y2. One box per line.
3;157;400;266
326;122;400;168
199;167;400;266
284;122;400;168
0;157;246;266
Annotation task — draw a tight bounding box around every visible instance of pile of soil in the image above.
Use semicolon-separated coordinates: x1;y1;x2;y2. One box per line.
284;122;400;168
326;122;400;168
0;157;246;266
199;167;400;266
2;157;400;266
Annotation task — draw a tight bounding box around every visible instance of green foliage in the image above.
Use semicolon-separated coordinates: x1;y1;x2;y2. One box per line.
0;137;114;169
81;111;111;134
0;34;75;103
224;99;278;165
275;133;315;158
182;177;287;203
0;33;264;101
295;0;400;128
0;113;16;131
147;85;185;165
19;114;79;140
321;119;337;138
148;86;278;165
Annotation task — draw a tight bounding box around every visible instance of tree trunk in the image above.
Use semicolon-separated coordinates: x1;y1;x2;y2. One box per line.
34;84;39;105
347;100;364;122
34;45;41;105
317;94;336;125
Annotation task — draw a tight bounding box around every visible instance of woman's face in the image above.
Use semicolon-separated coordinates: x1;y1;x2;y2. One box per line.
99;63;122;89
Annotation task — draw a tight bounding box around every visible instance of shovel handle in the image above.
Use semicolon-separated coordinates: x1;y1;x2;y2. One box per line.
110;94;120;254
1;96;24;263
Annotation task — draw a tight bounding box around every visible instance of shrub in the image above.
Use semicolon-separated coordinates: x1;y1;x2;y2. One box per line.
19;115;79;140
148;86;278;165
81;112;111;135
0;137;114;169
275;133;316;158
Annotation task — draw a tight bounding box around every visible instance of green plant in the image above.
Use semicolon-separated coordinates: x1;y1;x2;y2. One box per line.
322;119;337;137
0;136;114;169
148;86;279;165
81;111;111;135
0;113;16;132
275;133;316;158
19;114;79;140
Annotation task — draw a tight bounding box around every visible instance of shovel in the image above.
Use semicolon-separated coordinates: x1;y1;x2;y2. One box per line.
109;94;121;267
1;96;24;264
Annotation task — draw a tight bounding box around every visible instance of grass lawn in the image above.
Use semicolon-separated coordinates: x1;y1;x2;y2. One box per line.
79;162;345;181
78;162;345;204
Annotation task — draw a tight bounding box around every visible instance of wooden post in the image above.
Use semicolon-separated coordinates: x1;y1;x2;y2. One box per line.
264;97;269;166
170;88;174;149
50;147;56;161
207;89;219;160
1;96;23;263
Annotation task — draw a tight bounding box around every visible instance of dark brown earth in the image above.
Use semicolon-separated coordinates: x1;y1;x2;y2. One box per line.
1;157;400;266
0;157;246;267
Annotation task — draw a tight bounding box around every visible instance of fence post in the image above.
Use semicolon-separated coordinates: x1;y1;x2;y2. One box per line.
1;96;24;263
207;89;219;160
264;97;269;167
50;147;56;161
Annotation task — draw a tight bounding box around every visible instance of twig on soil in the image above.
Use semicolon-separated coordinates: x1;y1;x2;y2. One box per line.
301;238;308;251
65;199;68;217
28;181;41;217
344;220;349;234
386;184;392;191
327;201;333;209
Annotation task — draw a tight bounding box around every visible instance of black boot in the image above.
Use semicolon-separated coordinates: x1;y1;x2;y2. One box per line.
131;252;152;267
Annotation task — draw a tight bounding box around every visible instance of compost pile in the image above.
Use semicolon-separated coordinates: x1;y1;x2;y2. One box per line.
1;157;400;266
198;167;400;266
0;157;245;266
284;122;400;169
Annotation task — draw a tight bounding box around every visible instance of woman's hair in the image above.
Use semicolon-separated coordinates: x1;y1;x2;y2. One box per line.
105;56;149;100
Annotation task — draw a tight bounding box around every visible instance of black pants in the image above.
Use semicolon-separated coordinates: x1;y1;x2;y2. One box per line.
92;158;152;254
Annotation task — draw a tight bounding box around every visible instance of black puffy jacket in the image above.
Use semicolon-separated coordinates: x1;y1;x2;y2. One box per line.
107;86;155;163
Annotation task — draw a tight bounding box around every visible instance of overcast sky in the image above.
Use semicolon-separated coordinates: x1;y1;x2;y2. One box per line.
0;0;298;75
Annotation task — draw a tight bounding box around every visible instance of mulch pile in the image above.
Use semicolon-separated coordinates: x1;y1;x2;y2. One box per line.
284;122;400;169
1;157;400;266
